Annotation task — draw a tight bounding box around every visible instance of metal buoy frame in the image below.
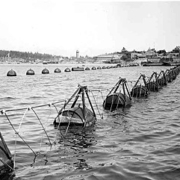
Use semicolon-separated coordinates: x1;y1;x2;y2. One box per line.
54;85;96;131
103;78;132;111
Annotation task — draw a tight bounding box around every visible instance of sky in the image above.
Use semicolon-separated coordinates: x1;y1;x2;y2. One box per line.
0;0;180;57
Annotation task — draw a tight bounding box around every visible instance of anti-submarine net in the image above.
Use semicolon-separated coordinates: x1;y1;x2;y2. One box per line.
1;65;180;177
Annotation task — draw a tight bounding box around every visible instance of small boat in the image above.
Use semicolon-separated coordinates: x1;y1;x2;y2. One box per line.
71;67;84;71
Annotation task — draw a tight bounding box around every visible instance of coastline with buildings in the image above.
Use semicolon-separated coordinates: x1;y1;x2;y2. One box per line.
0;46;180;66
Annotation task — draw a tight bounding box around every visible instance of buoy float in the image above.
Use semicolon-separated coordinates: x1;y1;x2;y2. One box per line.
54;85;96;130
131;74;149;97
97;66;101;70
54;68;61;73
103;78;132;111
42;68;49;74
157;71;167;86
102;66;106;69
85;67;90;70
0;132;14;178
91;67;96;70
7;69;17;76
26;69;35;75
64;68;71;72
146;72;160;92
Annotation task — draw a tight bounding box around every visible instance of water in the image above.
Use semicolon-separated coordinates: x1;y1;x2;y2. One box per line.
0;63;180;180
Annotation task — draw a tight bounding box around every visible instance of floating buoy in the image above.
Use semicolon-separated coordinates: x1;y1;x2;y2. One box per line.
26;69;35;75
97;66;101;70
54;68;61;73
157;71;167;86
91;67;96;70
72;67;84;71
54;85;96;130
7;69;17;76
0;132;14;178
131;74;149;98
42;68;49;74
64;68;71;72
131;85;149;98
103;78;132;111
102;66;106;69
146;72;160;92
85;67;90;70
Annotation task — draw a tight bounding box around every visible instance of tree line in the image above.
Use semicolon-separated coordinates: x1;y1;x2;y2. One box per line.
0;50;62;60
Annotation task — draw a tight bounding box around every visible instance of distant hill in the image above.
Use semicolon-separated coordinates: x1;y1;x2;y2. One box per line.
0;50;62;61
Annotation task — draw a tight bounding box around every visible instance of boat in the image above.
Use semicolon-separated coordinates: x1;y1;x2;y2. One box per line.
71;67;84;71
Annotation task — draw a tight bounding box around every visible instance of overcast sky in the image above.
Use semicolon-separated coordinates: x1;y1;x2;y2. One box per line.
0;0;180;57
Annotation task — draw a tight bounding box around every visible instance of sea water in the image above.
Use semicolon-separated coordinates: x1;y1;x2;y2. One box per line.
0;63;180;180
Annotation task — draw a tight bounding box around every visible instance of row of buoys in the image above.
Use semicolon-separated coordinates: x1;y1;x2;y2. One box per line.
103;65;180;111
6;65;121;76
131;65;180;98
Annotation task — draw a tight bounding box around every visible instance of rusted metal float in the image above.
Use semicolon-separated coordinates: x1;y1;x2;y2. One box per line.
91;67;96;70
7;69;17;77
165;69;173;83
64;68;71;72
26;68;35;75
54;68;61;73
146;72;160;92
103;78;132;111
72;67;84;71
54;85;96;129
42;68;49;74
85;67;90;70
157;70;167;86
0;132;13;179
131;74;149;98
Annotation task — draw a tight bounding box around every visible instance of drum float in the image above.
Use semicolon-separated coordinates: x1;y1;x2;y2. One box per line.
54;85;96;129
103;78;132;111
131;74;149;98
146;72;160;92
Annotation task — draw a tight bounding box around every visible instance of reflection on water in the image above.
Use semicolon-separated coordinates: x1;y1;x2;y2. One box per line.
0;64;180;180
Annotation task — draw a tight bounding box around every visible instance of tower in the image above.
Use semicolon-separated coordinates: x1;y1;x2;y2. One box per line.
76;50;79;58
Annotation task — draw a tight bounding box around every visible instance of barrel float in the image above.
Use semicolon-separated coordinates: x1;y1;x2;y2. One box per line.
58;106;96;127
64;68;71;72
131;85;149;98
85;67;90;70
0;132;14;179
146;81;160;92
26;69;35;75
72;67;84;71
103;93;131;111
91;67;96;70
42;68;49;74
7;69;16;76
54;68;61;73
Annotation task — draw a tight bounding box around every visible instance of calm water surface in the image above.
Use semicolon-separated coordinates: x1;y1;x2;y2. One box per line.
0;64;180;180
